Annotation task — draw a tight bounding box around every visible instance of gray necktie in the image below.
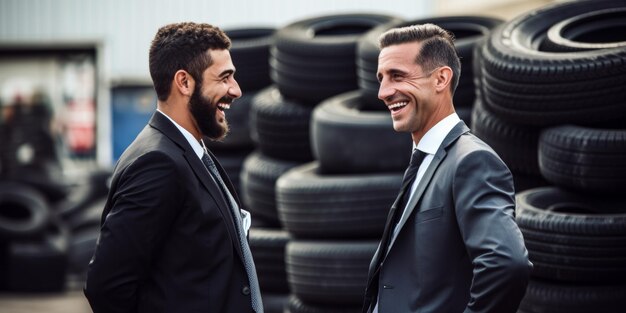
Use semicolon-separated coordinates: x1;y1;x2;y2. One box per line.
201;152;263;313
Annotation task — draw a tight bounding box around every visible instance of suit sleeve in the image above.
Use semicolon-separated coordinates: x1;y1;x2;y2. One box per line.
452;149;532;313
84;151;184;313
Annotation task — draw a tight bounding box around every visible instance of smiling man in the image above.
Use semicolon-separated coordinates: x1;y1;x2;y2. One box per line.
84;22;263;313
362;24;531;313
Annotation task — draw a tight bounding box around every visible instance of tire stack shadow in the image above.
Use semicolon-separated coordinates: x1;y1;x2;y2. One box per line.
471;1;626;311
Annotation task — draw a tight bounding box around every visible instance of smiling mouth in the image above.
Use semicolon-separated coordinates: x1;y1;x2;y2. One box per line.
387;101;408;112
217;103;231;111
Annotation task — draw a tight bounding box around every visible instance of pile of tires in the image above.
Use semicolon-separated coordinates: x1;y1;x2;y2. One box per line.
0;169;111;293
471;0;626;311
0;93;113;293
271;14;400;105
472;0;626;193
240;14;399;312
275;90;408;312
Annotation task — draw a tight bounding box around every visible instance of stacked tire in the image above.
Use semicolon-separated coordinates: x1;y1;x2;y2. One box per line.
271;14;400;105
0;182;68;292
243;14;398;312
473;0;626;193
276;90;408;312
471;0;626;311
0;101;113;293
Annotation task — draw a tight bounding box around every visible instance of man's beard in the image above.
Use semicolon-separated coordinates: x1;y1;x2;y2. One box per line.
189;84;229;140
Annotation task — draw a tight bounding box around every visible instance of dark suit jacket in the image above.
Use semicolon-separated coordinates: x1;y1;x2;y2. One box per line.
363;121;531;313
84;112;254;313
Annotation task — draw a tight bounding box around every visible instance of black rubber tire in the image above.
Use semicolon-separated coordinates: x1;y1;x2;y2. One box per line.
357;16;503;108
65;197;106;232
240;152;301;227
471;99;542;177
479;0;626;126
524;237;626;257
541;7;626;52
538;125;626;194
276;162;402;239
205;92;256;151
272;14;398;104
519;279;626;313
250;86;314;162
4;218;69;292
0;182;51;241
285;240;378;305
274;14;399;57
516;187;626;283
311;90;412;174
270;53;357;81
516;187;626;236
285;295;362;313
249;228;290;294
55;169;111;221
225;28;275;92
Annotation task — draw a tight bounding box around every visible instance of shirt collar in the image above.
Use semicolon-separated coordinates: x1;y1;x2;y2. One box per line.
156;109;205;159
414;113;461;155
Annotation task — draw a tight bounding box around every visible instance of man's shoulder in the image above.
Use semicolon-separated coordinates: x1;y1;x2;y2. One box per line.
116;125;182;169
448;132;506;166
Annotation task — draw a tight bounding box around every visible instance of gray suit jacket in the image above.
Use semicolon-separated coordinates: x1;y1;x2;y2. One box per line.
363;121;531;313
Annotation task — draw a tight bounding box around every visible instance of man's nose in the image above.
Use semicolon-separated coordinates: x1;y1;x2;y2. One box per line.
229;79;242;99
378;80;394;101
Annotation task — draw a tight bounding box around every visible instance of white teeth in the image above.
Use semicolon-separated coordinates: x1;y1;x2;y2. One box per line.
218;103;231;110
388;102;408;109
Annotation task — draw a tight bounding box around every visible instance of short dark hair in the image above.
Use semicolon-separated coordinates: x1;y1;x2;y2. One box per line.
379;23;461;94
149;22;231;101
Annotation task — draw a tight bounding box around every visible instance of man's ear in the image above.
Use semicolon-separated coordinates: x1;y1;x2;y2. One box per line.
433;66;453;93
173;70;194;97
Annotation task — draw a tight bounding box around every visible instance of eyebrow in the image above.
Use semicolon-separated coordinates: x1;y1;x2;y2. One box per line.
218;69;235;78
377;68;406;82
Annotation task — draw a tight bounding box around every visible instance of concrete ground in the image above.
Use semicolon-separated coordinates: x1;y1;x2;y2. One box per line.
0;291;91;313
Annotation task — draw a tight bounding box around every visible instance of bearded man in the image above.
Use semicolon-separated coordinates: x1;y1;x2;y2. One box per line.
85;22;263;313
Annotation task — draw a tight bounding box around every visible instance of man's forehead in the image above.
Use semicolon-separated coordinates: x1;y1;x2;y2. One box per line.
206;49;235;73
379;41;421;60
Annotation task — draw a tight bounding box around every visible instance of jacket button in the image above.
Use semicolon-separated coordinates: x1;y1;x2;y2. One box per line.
242;286;251;295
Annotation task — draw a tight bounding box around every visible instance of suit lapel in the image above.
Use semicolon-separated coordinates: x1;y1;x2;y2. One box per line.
148;112;245;261
385;121;470;255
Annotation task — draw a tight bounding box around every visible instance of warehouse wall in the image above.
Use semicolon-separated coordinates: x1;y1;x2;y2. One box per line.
0;0;434;80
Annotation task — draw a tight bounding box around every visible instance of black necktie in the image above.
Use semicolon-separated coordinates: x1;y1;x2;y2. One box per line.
379;149;427;257
365;149;427;312
395;149;428;221
200;152;263;312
